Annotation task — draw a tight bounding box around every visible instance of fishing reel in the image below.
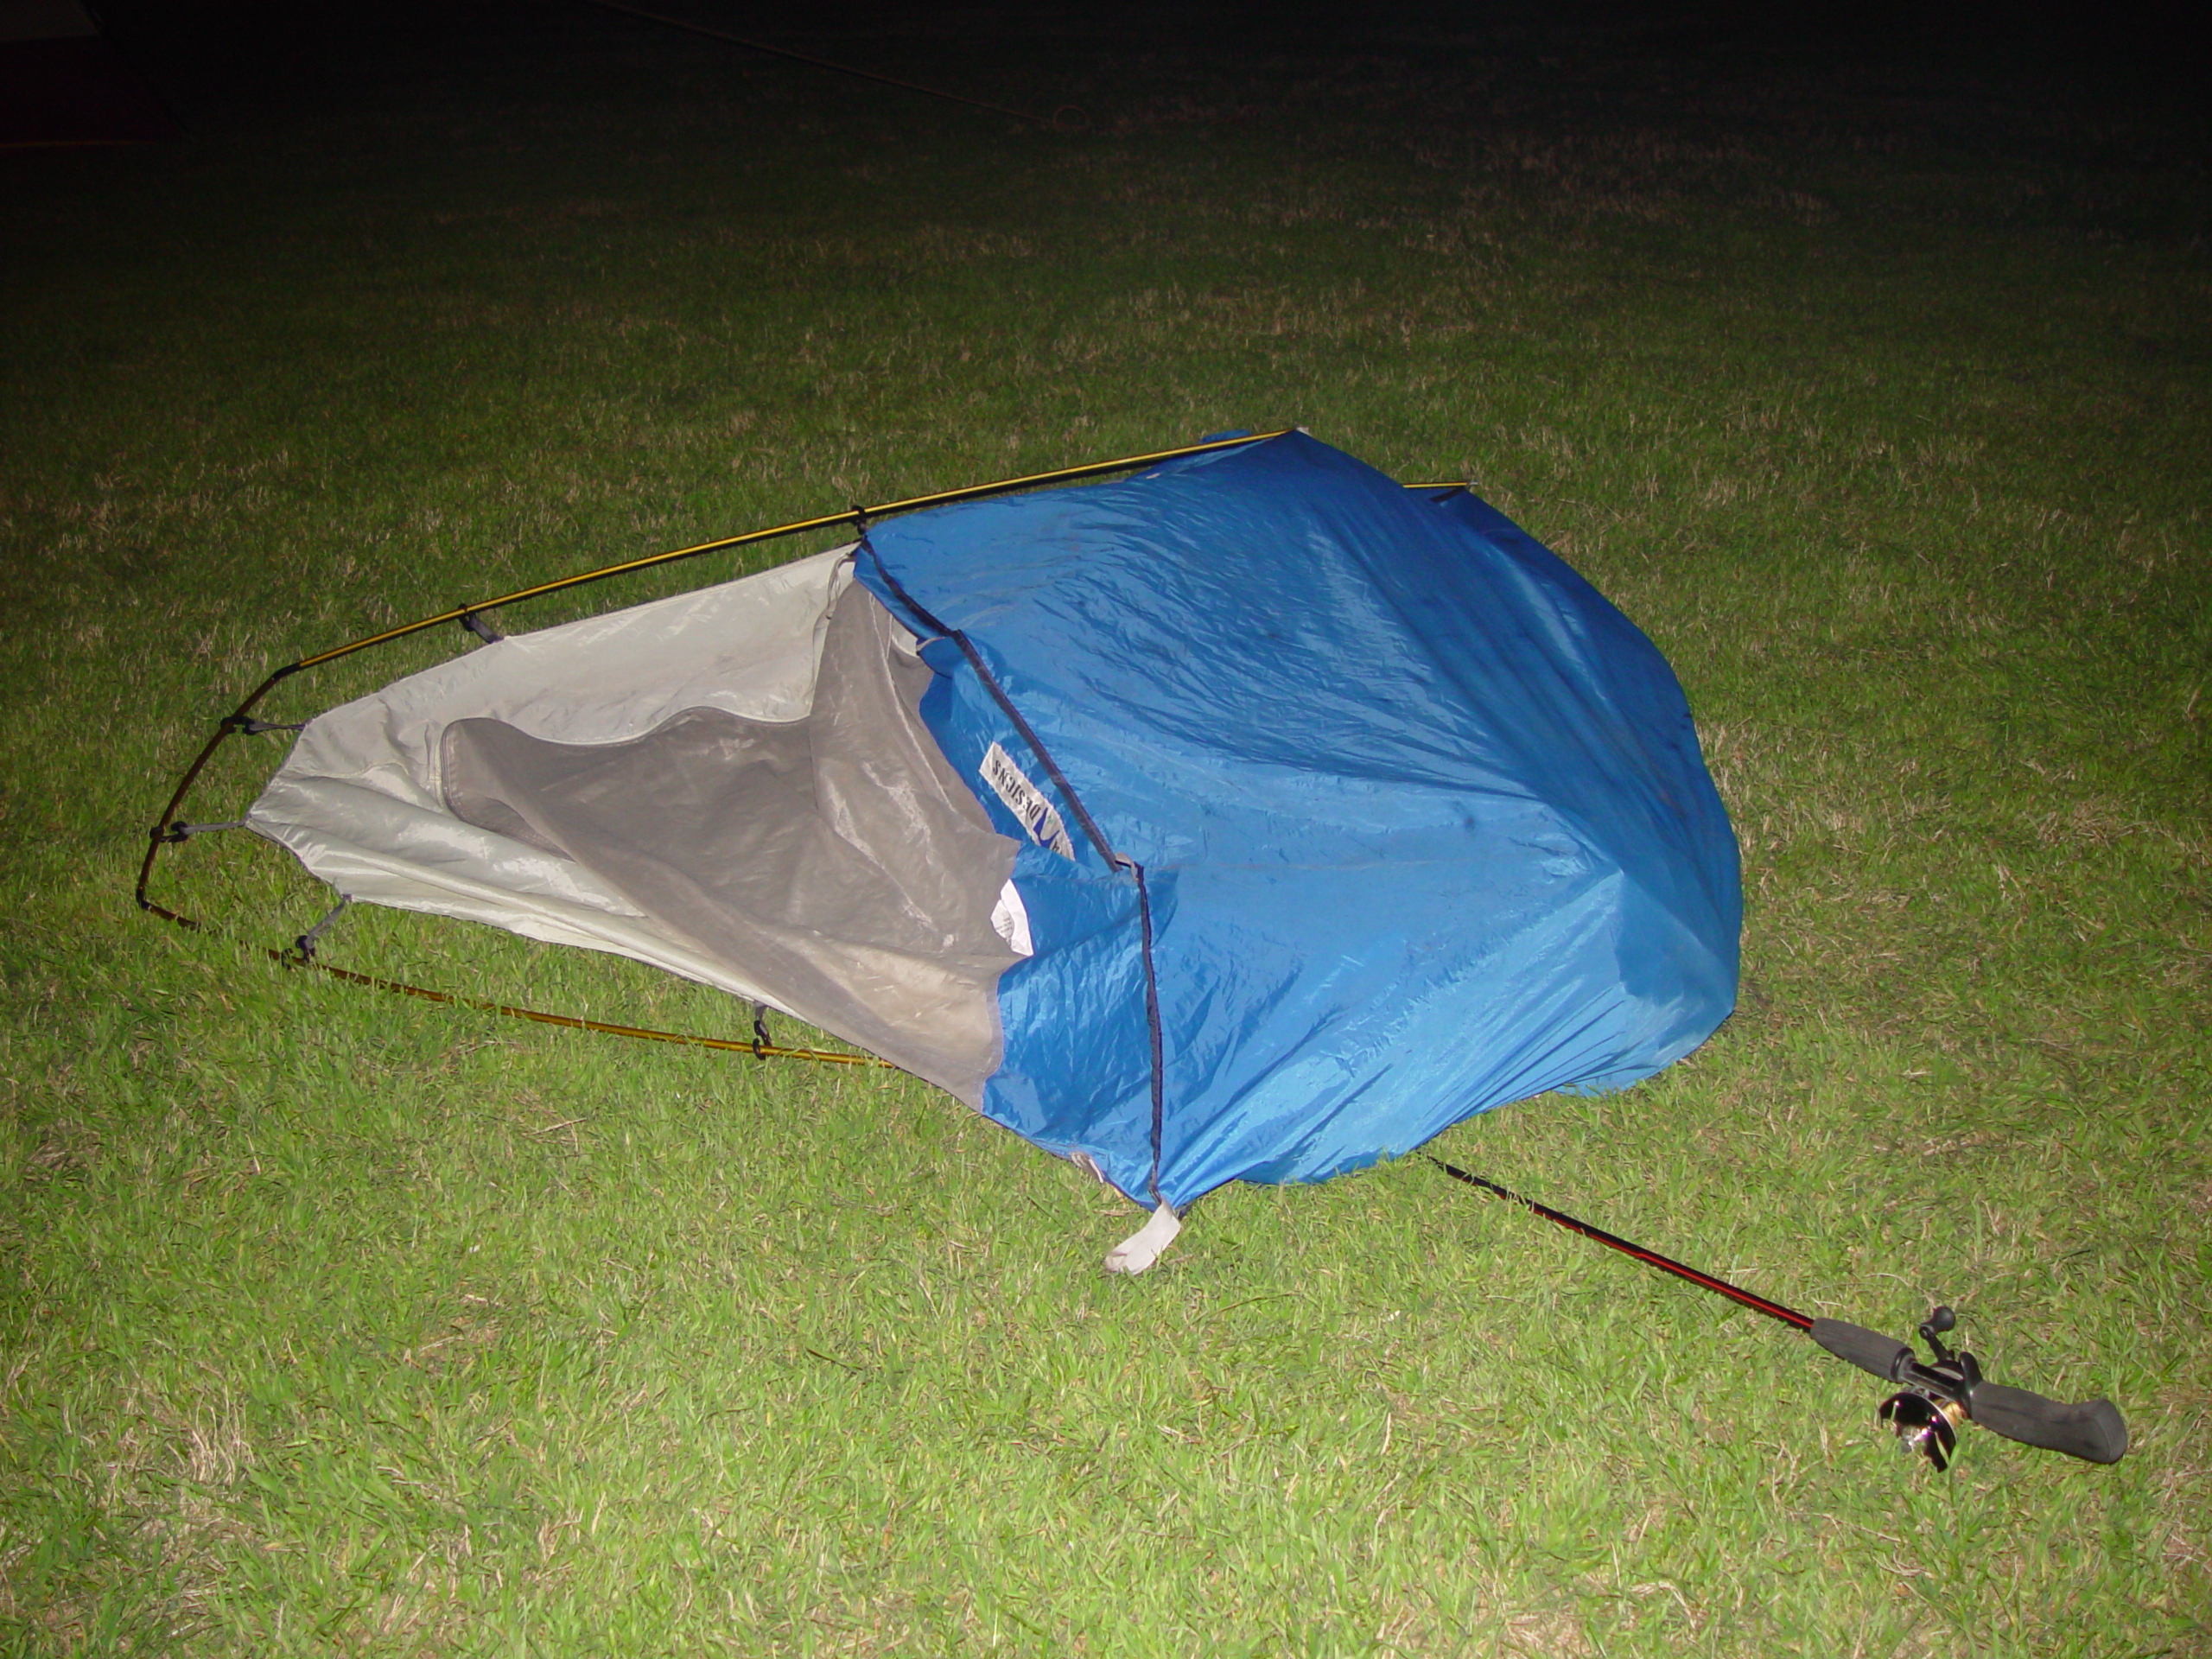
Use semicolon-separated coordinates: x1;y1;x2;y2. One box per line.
1875;1306;1974;1471
1811;1305;2127;1471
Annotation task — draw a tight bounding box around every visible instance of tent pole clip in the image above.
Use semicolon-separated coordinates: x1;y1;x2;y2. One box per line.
151;819;246;844
222;714;307;736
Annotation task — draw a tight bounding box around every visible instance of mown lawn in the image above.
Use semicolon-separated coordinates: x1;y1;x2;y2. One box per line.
3;3;2206;1653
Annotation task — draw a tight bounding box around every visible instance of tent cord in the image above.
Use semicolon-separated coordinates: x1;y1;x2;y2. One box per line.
1130;862;1168;1211
290;897;353;963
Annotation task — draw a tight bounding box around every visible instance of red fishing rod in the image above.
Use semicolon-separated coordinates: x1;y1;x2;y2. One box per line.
1428;1156;2127;1471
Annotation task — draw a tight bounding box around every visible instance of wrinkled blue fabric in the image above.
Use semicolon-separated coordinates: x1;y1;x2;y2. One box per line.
855;432;1738;1208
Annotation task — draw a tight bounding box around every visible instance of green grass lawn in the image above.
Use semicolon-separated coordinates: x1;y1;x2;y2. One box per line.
3;3;2207;1652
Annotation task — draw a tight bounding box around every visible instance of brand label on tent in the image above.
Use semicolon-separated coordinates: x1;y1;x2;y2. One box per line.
980;741;1074;861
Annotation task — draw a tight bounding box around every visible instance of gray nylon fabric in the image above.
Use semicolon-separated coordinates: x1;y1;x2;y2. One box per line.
438;582;1020;1102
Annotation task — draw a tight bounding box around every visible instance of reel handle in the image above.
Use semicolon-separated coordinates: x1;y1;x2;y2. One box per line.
1966;1382;2128;1465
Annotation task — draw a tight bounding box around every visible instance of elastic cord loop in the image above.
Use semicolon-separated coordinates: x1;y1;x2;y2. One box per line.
292;896;352;963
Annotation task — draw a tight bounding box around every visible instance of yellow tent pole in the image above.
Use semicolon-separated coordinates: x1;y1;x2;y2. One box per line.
294;429;1293;671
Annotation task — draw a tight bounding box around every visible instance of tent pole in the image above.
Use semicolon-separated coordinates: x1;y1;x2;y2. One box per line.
290;430;1294;672
139;433;1292;1059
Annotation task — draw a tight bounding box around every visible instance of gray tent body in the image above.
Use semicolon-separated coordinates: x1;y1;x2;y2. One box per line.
251;549;1031;1100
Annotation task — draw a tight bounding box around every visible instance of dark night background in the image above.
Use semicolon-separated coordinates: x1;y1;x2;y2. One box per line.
57;1;2212;155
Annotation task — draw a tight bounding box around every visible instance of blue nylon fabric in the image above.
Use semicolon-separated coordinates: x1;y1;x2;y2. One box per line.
855;432;1739;1208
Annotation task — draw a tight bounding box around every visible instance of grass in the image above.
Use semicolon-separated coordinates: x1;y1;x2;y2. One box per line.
3;2;2208;1652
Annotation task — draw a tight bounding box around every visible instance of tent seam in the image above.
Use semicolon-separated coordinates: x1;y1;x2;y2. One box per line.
858;531;1169;1209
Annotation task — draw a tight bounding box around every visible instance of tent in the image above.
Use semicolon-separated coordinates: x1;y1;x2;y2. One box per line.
0;1;173;149
243;432;1740;1268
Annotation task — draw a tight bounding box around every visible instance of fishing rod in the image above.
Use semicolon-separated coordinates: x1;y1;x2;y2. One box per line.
1428;1156;2128;1471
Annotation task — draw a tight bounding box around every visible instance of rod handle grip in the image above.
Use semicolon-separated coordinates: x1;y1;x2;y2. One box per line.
1967;1382;2128;1465
1809;1318;1911;1379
